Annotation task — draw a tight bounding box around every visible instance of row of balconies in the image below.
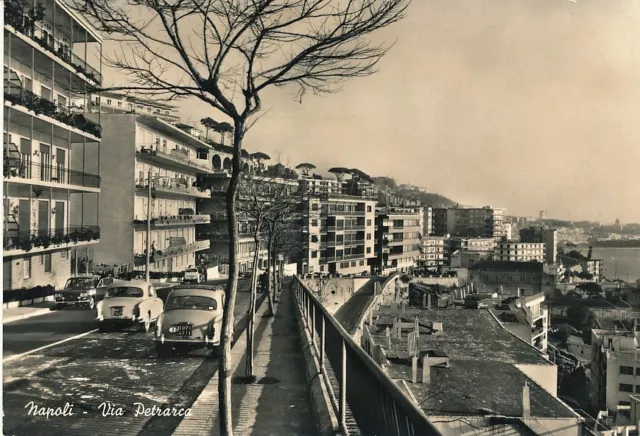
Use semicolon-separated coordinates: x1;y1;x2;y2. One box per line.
135;179;211;198
322;253;365;263
5;4;102;85
326;225;365;232
3;225;100;255
325;239;365;248
3;158;100;189
132;214;211;227
133;239;210;265
137;146;213;174
4;82;101;138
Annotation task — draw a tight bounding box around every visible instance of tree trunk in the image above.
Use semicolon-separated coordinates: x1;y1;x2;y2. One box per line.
271;244;278;303
266;226;275;316
219;121;244;436
245;228;261;378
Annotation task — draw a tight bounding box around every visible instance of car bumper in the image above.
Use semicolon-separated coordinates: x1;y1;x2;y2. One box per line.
100;317;138;325
56;299;91;305
153;335;219;346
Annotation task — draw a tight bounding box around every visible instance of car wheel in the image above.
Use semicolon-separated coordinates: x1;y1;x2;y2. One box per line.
88;297;96;310
55;303;64;311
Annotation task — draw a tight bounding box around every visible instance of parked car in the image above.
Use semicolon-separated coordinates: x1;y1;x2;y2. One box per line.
183;267;201;284
55;275;116;310
97;280;164;332
154;285;227;357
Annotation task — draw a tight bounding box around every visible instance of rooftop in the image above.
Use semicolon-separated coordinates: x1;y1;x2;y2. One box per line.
369;305;575;418
548;297;629;309
470;260;544;273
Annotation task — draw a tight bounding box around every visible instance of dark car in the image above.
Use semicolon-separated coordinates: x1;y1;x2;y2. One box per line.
55;275;115;310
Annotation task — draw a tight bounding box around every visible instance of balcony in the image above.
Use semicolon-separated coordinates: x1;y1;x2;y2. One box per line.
136;146;214;174
4;83;101;138
135;180;210;198
4;158;100;191
531;327;545;338
326;225;365;232
388;250;421;260
322;253;365;263
134;239;211;265
326;239;365;248
133;214;211;227
3;225;100;256
4;3;102;85
327;209;366;216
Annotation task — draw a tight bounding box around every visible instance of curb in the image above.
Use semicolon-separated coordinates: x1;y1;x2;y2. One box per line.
292;285;343;436
3;308;54;325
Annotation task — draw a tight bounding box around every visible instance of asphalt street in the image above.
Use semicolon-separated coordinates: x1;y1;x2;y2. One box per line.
3;279;260;436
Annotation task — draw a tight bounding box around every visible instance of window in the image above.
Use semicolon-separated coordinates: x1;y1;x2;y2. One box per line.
367;233;372;240
106;99;112;105
620;366;634;375
367;205;372;212
23;258;31;279
366;219;372;226
620;401;631;406
636;385;640;394
350;261;356;267
619;383;633;393
44;254;52;273
311;251;318;259
367;247;371;254
359;260;365;266
311;219;318;227
61;249;69;259
117;101;122;108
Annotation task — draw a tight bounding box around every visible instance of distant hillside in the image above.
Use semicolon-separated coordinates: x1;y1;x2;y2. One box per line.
372;177;456;207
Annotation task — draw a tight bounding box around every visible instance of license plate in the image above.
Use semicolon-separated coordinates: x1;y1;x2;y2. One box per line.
111;307;123;317
176;324;192;336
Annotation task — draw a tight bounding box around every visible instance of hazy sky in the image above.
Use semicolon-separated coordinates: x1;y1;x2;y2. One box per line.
104;0;640;223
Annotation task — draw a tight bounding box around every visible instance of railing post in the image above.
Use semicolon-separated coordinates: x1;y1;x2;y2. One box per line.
311;302;316;348
320;316;325;370
340;338;347;430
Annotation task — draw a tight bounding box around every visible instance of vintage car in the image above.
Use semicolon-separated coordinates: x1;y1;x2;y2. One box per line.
183;267;201;284
55;275;116;310
154;285;226;357
96;280;164;332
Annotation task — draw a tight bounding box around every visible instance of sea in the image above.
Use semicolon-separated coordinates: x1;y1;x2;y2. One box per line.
578;247;640;283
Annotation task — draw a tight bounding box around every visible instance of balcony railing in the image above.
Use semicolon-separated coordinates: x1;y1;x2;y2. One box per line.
4;82;102;137
137;146;213;173
326;239;365;248
133;214;211;227
328;209;366;216
322;253;365;263
326;225;366;232
3;225;100;252
135;180;210;197
4;158;100;188
293;277;442;436
4;3;102;84
134;239;211;265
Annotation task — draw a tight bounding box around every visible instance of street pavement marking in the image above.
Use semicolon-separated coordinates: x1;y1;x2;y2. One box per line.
3;328;99;364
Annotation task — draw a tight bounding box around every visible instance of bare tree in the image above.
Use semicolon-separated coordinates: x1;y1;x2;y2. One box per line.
66;0;410;433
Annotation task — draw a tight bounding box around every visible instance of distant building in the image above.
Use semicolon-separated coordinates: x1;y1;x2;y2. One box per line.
450;249;492;268
491;293;549;353
418;236;446;270
469;260;556;296
494;240;546;263
449;236;495;253
520;227;558;264
540;210;548;220
371;207;422;274
92;91;181;124
423;206;433;236
431;206;506;241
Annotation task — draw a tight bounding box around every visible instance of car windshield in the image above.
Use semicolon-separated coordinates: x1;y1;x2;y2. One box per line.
106;287;144;298
65;278;98;289
166;295;217;311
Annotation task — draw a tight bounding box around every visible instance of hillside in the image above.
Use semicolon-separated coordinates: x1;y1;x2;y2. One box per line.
372;177;456;207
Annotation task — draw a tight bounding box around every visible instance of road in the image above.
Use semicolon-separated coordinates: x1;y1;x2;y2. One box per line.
3;279;260;436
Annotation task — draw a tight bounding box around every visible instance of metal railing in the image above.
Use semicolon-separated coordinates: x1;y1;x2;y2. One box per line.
292;277;442;436
4;82;102;137
133;239;211;265
4;158;100;188
4;225;100;251
137;146;214;173
135;180;210;197
132;214;211;226
327;225;366;232
5;11;103;84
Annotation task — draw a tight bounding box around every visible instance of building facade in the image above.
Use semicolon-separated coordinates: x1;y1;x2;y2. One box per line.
372;207;423;273
423;206;433;236
520;226;558;264
4;0;103;290
418;235;446;270
469;260;556;296
431;206;506;241
92;114;213;272
92;91;181;124
494;240;546;262
301;187;376;276
449;236;496;253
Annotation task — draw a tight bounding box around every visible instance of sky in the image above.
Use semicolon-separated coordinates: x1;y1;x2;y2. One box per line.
102;0;640;223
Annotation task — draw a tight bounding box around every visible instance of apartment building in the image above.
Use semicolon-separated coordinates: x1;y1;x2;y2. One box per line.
92;91;181;124
592;326;640;419
418;235;445;270
469;260;556;296
494;240;546;262
92;114;213;272
492;293;549;353
423;206;433;236
372;207;423;273
449;236;496;252
196;163;300;273
300;184;376;276
3;0;103;290
431;206;506;241
520;226;558;264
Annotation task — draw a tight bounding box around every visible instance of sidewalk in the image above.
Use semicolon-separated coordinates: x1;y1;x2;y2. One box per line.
2;301;55;324
173;285;318;436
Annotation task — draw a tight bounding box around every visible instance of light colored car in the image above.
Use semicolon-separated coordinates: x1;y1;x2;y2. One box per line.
154;285;226;357
97;280;164;332
183;268;201;284
55;275;115;310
